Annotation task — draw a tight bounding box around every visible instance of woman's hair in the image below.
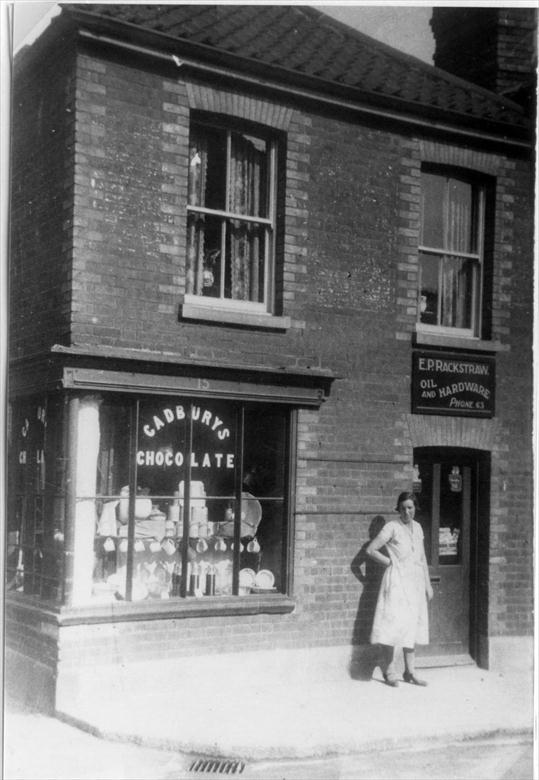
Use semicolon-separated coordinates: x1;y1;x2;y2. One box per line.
395;491;418;512
368;515;386;539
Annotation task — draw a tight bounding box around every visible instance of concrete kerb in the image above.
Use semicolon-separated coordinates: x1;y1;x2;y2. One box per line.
53;710;533;763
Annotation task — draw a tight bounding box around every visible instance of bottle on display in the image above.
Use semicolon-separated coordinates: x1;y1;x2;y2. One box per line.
205;565;216;596
171;562;182;597
189;562;200;596
168;492;181;534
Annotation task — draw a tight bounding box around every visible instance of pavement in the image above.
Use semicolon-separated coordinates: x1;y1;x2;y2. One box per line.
41;661;535;763
3;710;534;780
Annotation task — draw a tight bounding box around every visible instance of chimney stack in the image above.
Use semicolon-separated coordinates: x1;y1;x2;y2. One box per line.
430;7;537;116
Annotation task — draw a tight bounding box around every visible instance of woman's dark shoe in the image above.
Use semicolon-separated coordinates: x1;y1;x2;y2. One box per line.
383;672;399;687
403;670;428;686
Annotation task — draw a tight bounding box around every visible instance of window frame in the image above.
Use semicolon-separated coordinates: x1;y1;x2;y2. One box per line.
185;114;279;316
417;167;487;339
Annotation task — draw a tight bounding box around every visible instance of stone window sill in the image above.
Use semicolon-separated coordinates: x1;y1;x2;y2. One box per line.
6;591;295;627
415;327;506;353
179;300;291;331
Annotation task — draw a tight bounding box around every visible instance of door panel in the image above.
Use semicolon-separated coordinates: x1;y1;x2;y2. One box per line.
414;451;474;657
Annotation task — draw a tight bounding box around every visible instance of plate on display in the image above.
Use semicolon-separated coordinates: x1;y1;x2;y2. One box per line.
239;568;256;588
254;569;274;589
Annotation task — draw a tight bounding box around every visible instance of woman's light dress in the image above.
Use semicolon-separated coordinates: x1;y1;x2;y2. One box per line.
370;519;429;647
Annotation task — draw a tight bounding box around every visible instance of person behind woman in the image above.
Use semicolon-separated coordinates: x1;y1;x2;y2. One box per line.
366;491;433;687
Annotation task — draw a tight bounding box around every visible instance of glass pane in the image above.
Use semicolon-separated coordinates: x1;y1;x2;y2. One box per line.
188;124;226;211
188;401;237;597
136;399;238;599
447;178;473;253
440;256;477;329
186;213;223;297
229;132;268;218
241;405;288;594
419;252;439;325
439;464;463;565
413;463;432;566
421;172;445;248
7;396;64;602
421;173;477;254
127;399;188;601
225;220;266;302
91;397;132;603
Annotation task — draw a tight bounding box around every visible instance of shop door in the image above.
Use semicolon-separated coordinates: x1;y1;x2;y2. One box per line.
414;449;479;658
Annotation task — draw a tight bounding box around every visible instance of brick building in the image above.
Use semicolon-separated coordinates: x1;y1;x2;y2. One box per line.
6;5;535;715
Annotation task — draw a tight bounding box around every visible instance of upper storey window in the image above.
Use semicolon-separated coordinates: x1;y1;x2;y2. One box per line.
186;117;277;313
418;170;486;337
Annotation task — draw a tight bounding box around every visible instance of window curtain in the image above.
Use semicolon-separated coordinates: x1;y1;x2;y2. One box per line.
441;180;474;328
228;134;263;301
187;133;208;295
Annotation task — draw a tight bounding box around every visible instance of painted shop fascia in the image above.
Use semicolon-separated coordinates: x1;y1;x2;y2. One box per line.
7;5;535;712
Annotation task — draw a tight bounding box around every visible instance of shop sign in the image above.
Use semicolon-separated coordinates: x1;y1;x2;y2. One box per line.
137;403;234;472
412;350;495;418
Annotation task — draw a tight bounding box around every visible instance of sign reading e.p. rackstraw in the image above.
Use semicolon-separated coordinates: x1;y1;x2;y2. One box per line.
412;350;495;418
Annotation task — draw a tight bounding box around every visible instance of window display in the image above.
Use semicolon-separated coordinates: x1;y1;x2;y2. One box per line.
7;391;291;607
88;395;290;605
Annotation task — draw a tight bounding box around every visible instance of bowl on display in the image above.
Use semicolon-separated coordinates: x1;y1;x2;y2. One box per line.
239;568;256;588
254;569;275;589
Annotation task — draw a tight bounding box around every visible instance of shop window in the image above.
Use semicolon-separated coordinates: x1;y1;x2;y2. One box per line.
418;169;489;337
78;394;290;605
6;395;66;602
186;116;279;314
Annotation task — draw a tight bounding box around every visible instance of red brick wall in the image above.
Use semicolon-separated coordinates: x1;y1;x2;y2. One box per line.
9;29;76;359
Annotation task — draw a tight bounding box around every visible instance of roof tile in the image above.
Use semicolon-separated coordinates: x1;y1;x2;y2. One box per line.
63;3;528;131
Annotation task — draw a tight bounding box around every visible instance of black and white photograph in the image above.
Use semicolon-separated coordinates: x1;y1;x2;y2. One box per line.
2;2;536;778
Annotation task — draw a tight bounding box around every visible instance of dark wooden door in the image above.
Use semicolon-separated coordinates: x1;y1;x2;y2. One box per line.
414;451;475;657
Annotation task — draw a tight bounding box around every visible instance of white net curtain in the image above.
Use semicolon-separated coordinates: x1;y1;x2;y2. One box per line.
187;124;267;304
187;133;208;296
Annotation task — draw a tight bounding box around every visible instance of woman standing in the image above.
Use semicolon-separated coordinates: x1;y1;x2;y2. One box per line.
366;491;433;687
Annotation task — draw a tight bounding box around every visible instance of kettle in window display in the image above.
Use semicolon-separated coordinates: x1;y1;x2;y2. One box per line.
219;492;262;538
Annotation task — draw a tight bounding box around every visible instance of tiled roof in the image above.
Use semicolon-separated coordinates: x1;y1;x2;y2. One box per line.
62;4;529;137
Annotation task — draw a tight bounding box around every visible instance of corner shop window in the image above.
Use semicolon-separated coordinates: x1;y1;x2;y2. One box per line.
418;170;487;336
186;116;278;312
79;394;290;605
6;395;66;602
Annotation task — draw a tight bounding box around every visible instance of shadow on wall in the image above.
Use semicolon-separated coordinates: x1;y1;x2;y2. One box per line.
349;515;386;681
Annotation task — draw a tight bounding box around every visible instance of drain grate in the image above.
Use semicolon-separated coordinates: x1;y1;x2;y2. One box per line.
189;758;245;775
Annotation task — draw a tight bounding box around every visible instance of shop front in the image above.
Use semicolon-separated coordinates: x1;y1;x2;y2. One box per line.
7;354;334;608
6;351;334;709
